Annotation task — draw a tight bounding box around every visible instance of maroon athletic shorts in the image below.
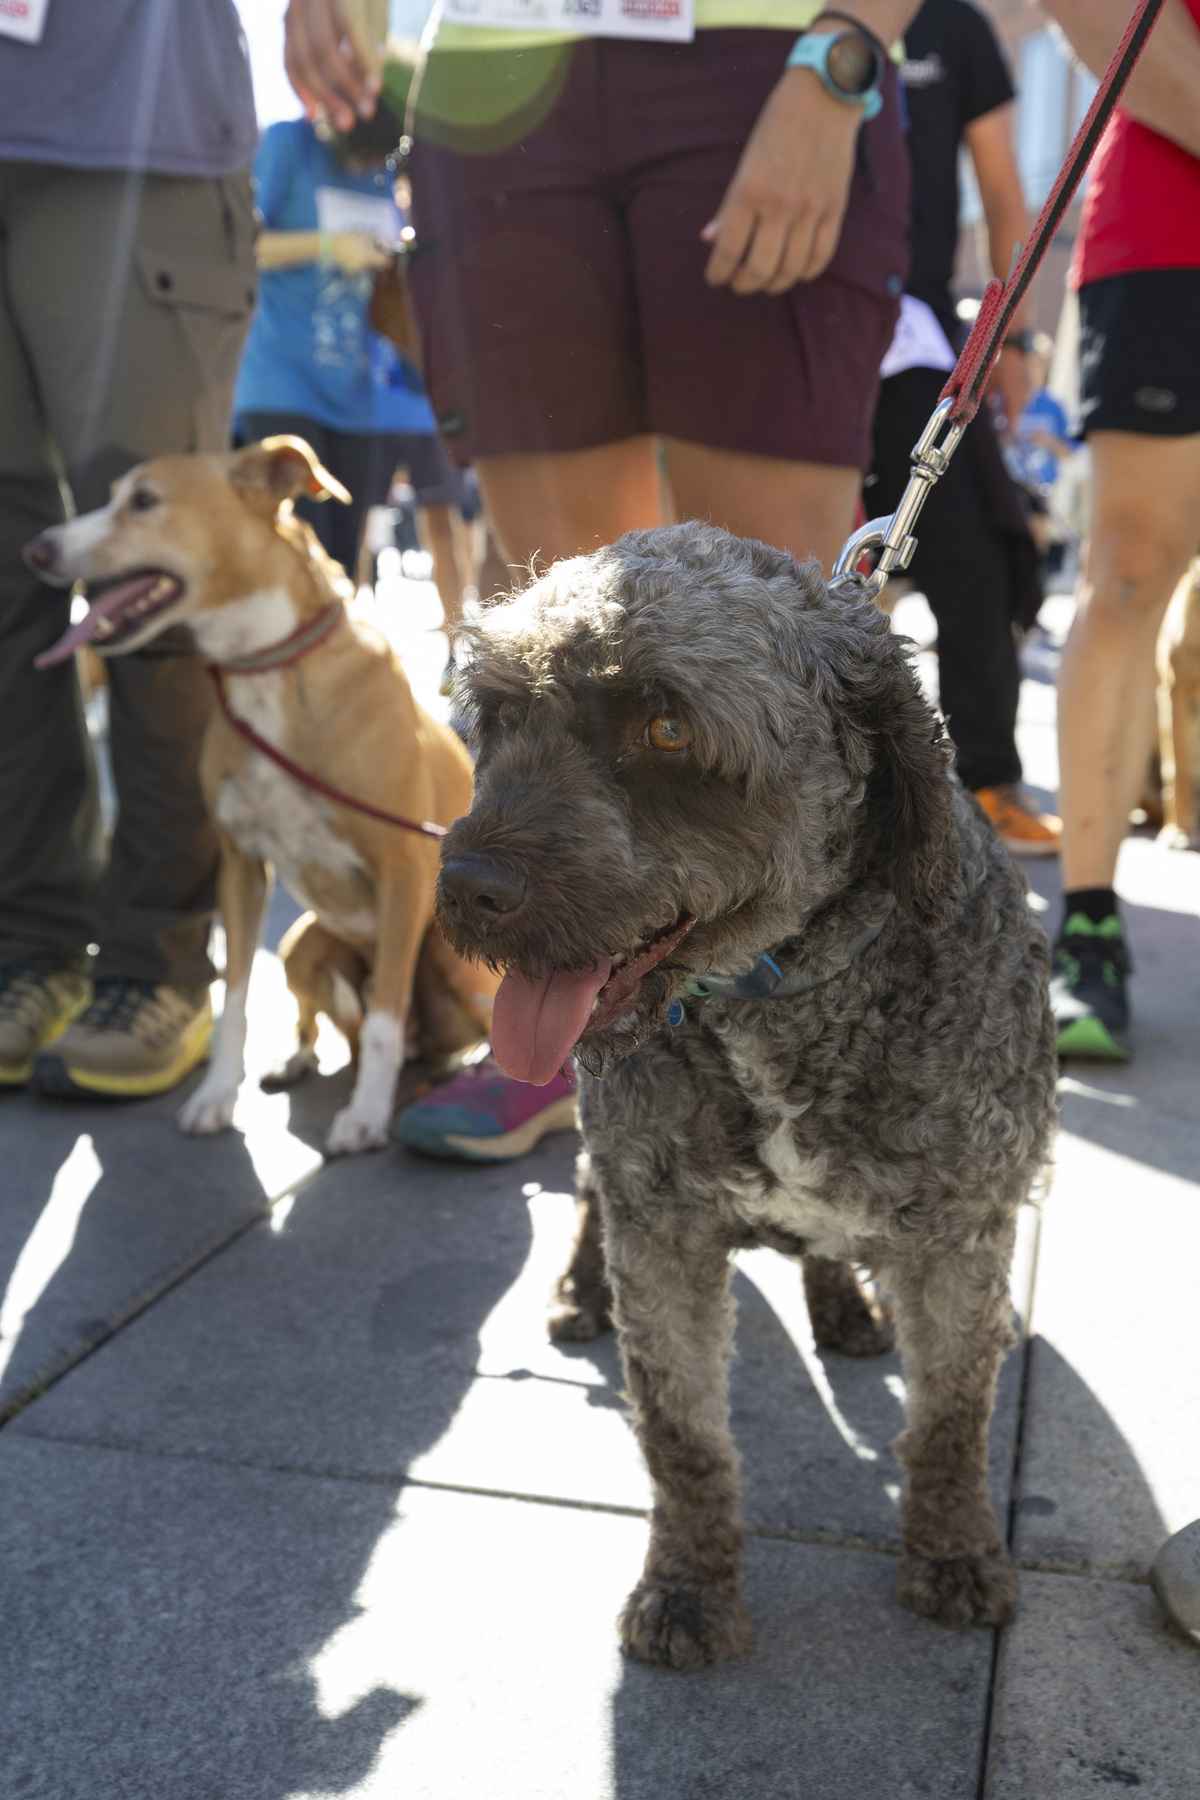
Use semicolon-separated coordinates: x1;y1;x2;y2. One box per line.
409;31;909;469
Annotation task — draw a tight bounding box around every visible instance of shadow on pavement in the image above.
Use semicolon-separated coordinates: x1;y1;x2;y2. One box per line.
1014;1338;1169;1578
0;1089;277;1414
1;1141;539;1798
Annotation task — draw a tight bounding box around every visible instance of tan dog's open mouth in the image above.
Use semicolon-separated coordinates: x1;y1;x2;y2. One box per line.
35;572;186;668
491;914;696;1086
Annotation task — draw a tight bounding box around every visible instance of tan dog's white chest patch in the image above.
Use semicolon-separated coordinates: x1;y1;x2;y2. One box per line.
215;672;377;942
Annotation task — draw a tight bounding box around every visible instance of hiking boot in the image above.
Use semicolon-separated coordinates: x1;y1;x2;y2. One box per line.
33;979;212;1098
0;958;90;1086
974;784;1062;857
396;1054;577;1161
1051;913;1131;1062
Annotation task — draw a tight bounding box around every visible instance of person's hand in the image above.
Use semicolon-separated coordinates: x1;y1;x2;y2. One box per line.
702;68;863;295
284;0;381;133
332;232;391;274
985;344;1032;433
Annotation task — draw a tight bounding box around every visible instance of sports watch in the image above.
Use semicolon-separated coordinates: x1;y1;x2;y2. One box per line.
786;21;885;119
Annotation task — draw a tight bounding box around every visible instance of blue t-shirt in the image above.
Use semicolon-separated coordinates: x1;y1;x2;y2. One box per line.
236;120;421;434
370;336;437;436
1016;389;1070;490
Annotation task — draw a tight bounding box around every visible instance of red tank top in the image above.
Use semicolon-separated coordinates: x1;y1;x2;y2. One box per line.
1072;0;1200;288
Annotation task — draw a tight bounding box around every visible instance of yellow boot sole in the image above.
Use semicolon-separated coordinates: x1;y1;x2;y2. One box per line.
35;1000;212;1098
0;981;91;1086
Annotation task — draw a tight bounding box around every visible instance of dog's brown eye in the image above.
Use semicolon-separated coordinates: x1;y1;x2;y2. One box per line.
130;488;159;512
498;701;523;729
645;716;692;753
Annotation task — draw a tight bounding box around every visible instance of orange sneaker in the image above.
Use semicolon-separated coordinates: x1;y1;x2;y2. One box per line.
974;784;1062;857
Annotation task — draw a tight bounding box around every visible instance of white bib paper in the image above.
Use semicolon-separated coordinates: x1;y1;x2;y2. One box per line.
442;0;694;45
0;0;50;45
315;186;402;243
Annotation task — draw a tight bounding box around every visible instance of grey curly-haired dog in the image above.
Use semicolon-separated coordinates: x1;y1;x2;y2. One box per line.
436;523;1056;1671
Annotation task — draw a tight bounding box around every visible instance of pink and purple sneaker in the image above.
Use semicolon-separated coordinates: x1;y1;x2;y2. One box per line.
395;1053;578;1162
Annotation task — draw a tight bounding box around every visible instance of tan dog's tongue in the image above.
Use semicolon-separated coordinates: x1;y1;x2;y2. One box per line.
491;959;613;1086
34;574;163;669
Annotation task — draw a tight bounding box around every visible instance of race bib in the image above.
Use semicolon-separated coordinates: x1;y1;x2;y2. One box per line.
0;0;50;45
442;0;694;45
315;186;402;244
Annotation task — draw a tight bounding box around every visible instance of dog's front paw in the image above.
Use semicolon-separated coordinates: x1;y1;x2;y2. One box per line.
325;1104;390;1155
260;1046;319;1092
178;1082;238;1136
619;1578;750;1671
1158;823;1200;853
547;1270;613;1341
897;1545;1018;1628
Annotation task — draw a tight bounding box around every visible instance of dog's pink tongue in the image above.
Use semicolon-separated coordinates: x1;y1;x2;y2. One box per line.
491;959;613;1086
34;575;161;669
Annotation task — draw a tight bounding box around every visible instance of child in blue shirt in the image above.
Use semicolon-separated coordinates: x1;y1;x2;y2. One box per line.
236;86;444;577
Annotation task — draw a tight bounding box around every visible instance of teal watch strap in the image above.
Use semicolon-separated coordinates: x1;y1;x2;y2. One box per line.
786;32;884;120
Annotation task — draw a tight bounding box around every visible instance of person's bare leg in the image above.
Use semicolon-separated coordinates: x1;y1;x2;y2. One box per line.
1057;432;1200;891
663;437;860;575
478;434;860;575
474;515;515;601
418;503;465;634
476;437;663;567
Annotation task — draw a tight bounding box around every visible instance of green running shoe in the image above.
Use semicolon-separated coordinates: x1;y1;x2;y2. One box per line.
1051;912;1131;1062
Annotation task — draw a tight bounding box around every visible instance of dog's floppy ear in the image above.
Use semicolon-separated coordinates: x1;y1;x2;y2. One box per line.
833;626;961;929
230;436;352;510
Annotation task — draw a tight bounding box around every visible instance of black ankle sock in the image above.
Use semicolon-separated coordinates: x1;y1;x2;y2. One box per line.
1062;887;1119;931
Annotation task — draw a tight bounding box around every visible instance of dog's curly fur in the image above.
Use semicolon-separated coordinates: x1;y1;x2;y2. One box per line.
437;524;1057;1669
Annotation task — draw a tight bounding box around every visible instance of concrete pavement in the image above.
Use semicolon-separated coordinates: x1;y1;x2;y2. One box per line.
1;573;1197;1798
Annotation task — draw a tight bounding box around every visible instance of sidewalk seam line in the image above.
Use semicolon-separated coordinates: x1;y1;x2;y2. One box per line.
0;1162;324;1429
3;1423;1153;1586
975;1194;1047;1800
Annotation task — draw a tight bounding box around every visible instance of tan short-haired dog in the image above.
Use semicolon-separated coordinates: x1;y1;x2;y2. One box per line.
1157;557;1200;852
29;437;496;1152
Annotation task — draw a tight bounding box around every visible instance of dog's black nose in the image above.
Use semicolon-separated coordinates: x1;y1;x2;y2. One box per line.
438;854;527;929
23;532;58;574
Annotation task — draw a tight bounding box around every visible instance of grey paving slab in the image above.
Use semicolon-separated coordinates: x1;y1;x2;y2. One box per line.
1015;1131;1200;1579
12;1132;1032;1546
984;1571;1200;1799
0;1432;997;1800
1017;838;1200;1580
0;947;327;1415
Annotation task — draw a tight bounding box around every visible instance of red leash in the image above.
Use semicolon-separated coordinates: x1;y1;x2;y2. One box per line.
832;0;1167;596
942;0;1167;427
208;609;449;841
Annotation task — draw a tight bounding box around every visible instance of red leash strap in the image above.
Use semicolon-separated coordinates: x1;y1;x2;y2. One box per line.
210;668;448;841
941;0;1166;426
832;0;1168;599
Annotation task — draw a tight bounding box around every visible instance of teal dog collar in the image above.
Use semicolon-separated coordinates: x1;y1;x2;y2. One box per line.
673;895;898;1021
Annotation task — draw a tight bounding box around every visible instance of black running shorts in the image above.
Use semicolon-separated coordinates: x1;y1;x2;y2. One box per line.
1078;268;1200;438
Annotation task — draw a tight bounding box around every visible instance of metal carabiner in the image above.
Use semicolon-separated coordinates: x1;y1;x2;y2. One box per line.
829;396;968;602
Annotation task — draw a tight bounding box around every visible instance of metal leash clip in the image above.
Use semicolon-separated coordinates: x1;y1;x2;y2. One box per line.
829;395;967;603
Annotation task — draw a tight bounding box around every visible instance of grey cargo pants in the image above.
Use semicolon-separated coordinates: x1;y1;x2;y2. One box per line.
0;163;256;985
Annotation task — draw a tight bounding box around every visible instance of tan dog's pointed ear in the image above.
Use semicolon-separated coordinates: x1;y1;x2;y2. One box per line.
229;437;352;510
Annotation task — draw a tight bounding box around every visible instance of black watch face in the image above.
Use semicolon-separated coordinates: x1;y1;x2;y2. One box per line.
827;32;878;97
